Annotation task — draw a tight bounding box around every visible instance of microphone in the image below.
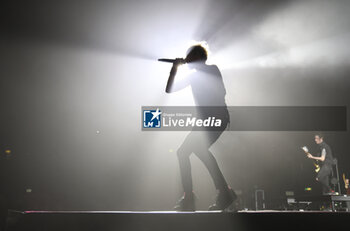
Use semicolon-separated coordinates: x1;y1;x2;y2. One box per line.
158;58;186;64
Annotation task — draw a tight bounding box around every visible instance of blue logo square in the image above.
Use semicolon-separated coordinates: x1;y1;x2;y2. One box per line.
143;108;162;128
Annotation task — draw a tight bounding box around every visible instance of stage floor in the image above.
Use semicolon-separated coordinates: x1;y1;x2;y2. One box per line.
19;209;350;213
6;209;349;231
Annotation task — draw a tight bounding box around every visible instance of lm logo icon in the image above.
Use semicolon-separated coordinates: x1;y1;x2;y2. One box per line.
143;108;162;128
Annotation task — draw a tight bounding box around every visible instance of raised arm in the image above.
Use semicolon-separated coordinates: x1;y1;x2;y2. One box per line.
165;63;178;93
165;59;190;93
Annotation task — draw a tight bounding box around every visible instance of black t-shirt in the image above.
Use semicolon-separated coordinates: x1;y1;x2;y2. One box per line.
318;141;333;166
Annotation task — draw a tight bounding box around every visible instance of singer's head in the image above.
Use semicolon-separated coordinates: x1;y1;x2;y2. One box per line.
185;45;208;65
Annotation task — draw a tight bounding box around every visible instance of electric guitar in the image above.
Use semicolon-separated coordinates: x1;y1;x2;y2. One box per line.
301;146;320;173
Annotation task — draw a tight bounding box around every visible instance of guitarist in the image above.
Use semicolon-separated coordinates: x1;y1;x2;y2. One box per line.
343;174;350;211
343;174;350;195
304;134;334;195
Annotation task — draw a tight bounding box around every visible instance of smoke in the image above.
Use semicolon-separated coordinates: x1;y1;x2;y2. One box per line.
216;0;350;69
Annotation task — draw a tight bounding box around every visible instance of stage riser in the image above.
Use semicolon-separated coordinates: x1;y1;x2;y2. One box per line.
6;212;349;231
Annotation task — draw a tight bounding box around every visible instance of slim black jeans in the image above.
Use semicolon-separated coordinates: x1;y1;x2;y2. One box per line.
177;115;229;194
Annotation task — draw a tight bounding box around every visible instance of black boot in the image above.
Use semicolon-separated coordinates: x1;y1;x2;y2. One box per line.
208;186;237;211
174;191;196;211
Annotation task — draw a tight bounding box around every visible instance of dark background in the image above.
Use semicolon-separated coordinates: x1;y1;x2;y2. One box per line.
1;0;350;212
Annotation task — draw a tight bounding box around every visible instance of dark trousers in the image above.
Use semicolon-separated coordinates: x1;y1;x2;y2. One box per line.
317;164;332;194
177;120;229;194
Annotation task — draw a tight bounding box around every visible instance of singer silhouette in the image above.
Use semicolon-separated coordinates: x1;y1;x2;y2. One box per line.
165;45;236;211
